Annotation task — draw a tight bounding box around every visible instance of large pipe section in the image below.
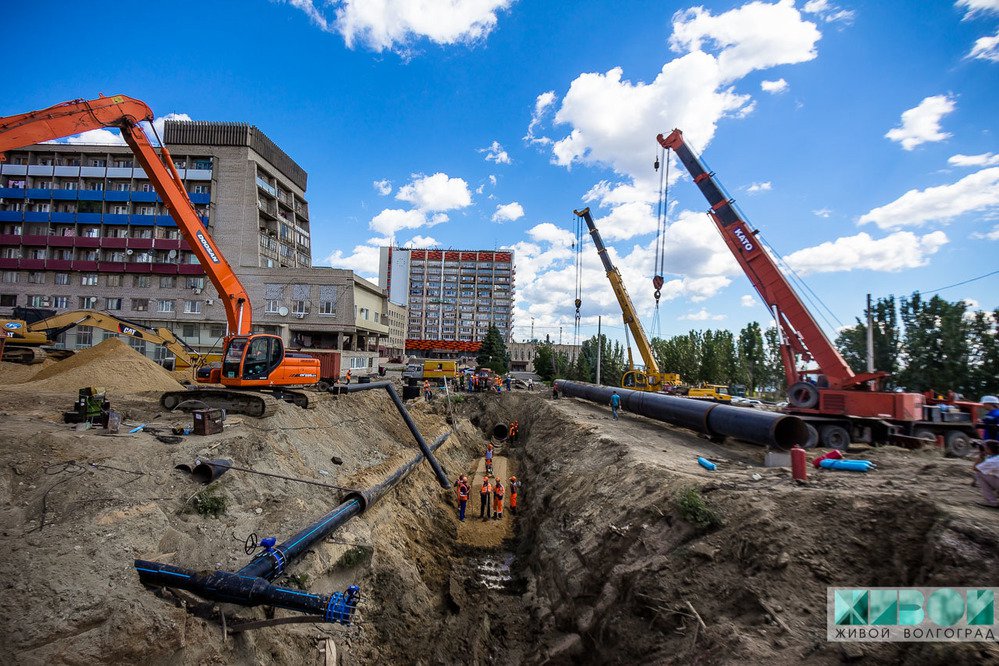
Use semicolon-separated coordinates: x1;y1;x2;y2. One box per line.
135;432;449;623
554;380;808;450
341;381;451;489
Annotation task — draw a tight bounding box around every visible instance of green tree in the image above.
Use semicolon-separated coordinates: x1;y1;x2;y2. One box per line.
963;308;999;398
761;325;787;396
834;295;901;386
898;293;969;392
476;325;510;375
737;322;766;394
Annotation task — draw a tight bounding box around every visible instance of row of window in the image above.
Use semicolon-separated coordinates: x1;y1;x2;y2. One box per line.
261;299;335;316
1;247;200;264
3;155;212;169
0;292;204;314
3;179;210;195
2;223;183;239
1;201;208;217
1;271;204;290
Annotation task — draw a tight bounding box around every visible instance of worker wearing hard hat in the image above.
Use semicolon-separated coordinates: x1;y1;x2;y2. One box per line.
509;475;520;514
493;478;505;520
479;475;492;521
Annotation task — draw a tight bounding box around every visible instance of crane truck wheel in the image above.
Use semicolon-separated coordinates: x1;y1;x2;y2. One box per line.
912;428;936;442
944;431;974;459
819;424;850;450
787;382;819;409
802;424;819;449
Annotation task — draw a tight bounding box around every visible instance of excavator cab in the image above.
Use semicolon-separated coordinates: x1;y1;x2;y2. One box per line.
218;334;285;383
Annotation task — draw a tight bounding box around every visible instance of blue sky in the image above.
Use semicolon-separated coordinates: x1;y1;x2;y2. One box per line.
5;0;998;346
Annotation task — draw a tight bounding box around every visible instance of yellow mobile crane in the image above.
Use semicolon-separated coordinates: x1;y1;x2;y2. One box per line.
1;309;206;368
574;208;681;391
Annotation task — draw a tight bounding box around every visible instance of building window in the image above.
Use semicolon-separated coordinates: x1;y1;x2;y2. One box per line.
159;276;176;288
52;296;69;309
192;184;210;194
209;324;225;338
75;326;93;348
265;300;281;314
319;301;335;316
129;338;146;355
28;271;45;284
293;300;308;315
182;324;198;338
111;204;128;214
29;295;47;307
132;298;149;312
80;273;98;286
106;298;122;311
186;277;205;290
1;248;20;260
184;300;202;314
79;296;98;309
107;274;122;287
136;206;154;215
114;159;133;168
90;159;106;167
133;275;150;288
2;271;17;284
0;294;15;307
157;300;175;313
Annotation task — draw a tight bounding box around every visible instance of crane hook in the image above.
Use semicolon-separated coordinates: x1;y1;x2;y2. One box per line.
654;155;660;172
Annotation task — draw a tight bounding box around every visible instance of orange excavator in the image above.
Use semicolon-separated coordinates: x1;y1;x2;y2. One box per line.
0;95;320;416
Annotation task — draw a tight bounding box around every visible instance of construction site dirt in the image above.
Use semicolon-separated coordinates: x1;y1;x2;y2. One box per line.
2;377;999;664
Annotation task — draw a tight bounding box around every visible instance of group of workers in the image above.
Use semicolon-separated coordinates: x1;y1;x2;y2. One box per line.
453;472;520;522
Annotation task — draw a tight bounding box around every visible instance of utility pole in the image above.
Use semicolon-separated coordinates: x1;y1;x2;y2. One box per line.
866;293;875;388
531;317;534;341
596;315;602;385
559;326;562;345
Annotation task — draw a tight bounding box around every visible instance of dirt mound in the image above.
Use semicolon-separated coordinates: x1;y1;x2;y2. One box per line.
0;359;55;384
21;338;183;394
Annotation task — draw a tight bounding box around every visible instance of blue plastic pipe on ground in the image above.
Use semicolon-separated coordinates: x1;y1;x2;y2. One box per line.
697;457;717;471
819;458;875;472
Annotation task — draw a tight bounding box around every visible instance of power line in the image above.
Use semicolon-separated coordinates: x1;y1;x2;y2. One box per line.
919;269;999;296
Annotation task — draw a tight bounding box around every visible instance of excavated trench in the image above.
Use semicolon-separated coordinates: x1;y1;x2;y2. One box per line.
5;387;998;664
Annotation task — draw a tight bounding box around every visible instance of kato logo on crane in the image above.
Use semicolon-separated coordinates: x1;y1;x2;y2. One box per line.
733;227;755;253
195;230;221;263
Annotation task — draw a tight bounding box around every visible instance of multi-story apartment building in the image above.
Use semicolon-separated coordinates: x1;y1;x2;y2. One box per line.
0;121;387;374
379;247;515;358
381;300;407;361
508;340;581;373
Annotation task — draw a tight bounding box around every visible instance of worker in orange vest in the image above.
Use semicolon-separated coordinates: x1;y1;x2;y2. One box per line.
344;369;351;385
479;475;492;520
456;477;469;522
508;420;519;442
493;478;505;520
485;442;494;475
509;475;519;514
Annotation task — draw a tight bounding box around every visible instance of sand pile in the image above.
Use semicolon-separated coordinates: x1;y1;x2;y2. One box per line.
22;338;183;394
0;358;56;384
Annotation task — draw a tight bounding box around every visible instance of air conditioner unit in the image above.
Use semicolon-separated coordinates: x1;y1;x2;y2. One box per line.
193;288;202;295
206;299;214;305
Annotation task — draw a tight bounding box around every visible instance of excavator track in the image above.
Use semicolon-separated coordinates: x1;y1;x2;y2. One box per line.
160;389;281;418
2;346;46;364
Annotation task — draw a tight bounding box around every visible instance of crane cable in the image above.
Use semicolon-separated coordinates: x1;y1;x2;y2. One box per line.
650;146;669;338
573;211;584;346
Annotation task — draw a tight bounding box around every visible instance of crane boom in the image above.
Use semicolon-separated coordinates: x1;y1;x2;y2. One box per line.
656;129;882;391
0;95;252;335
573;208;681;391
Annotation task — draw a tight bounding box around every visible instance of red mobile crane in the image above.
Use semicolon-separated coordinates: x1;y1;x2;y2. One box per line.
657;129;980;455
0;95;320;416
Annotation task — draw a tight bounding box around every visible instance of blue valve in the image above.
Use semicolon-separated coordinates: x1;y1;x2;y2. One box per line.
260;536;277;551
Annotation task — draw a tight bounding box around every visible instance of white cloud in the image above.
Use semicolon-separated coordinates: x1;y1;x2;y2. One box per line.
784;230;949;274
858;167;999;229
479;140;511;164
741;294;757;307
746;181;773;193
801;0;856;24
971;224;999;240
956;0;999;20
395;172;472;211
679;308;727;321
403;235;438;248
885;95;956;150
492;201;524;223
373;179;392;195
285;0;514;54
325;236;385;280
949;152;999;167
527;222;574;246
370;208;435;236
669;1;821;81
525;91;557;145
813;207;832;218
968;30;999;62
760;78;789;94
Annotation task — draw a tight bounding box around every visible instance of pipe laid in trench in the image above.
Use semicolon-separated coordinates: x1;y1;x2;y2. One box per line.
135;432;449;622
492;423;509;440
340;381;451;489
553;380;808;450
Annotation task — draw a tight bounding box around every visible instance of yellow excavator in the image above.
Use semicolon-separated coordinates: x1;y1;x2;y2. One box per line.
1;308;206;368
574;208;682;391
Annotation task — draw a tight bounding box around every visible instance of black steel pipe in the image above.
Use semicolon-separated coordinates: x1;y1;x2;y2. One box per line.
342;381;451;489
134;561;360;623
492;423;509;440
238;432;449;580
135;432;449;622
554;380;808;449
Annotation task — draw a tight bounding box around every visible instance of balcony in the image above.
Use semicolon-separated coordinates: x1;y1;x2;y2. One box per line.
0;187;26;198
